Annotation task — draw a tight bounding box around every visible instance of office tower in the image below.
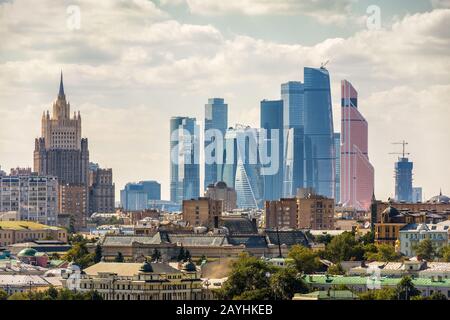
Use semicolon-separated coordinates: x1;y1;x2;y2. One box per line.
340;80;374;211
303;66;335;199
34;72;89;186
88;163;115;214
0;174;58;226
260;99;283;201
120;181;161;211
204;98;228;189
412;187;423;203
281;81;304;197
170;117;200;204
222;125;262;209
204;181;237;212
334;133;341;204
395;157;413;202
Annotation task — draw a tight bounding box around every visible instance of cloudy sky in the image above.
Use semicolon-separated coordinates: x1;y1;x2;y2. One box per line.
0;0;449;202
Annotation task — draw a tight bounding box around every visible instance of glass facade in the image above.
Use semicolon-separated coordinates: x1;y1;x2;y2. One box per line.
222;125;262;209
120;180;161;211
395;158;413;202
334;132;341;204
204;98;228;190
340;80;374;210
260;99;283;201
281;81;305;197
303;67;335;198
170;116;200;204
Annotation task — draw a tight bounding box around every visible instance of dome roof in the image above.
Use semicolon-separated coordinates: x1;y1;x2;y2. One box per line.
182;261;197;272
67;261;81;272
427;191;449;204
382;206;399;217
214;181;228;189
17;248;37;257
140;260;153;273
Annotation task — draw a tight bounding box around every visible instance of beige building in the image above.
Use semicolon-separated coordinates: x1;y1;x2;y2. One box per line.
0;221;67;247
264;193;335;230
264;198;297;229
88;164;115;214
63;261;202;300
297;194;335;230
204;181;237;212
182;197;222;228
59;184;88;230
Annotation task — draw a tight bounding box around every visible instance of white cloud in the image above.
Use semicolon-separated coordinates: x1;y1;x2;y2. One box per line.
161;0;360;25
0;1;449;200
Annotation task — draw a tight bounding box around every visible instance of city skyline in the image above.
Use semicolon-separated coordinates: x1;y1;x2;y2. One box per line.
1;1;449;201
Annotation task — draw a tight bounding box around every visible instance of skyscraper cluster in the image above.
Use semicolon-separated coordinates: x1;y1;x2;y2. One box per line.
170;65;374;211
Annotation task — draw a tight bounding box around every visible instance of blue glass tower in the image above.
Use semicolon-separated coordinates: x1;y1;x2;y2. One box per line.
120;181;161;211
281;81;305;197
303;67;335;198
222;125;262;209
395;158;413;202
260;99;283;201
170;116;200;204
204;98;228;190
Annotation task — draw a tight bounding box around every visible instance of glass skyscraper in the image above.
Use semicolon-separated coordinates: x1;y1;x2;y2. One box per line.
334;132;341;204
204;98;228;190
303;67;335;198
222;125;262;209
395;157;413;202
170;116;200;204
260;99;283;201
120;180;161;211
340;80;374;210
281;81;304;197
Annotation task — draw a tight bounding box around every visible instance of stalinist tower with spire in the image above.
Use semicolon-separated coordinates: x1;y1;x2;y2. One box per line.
34;72;89;189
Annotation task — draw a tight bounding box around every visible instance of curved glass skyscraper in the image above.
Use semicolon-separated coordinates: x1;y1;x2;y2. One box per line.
303;67;335;198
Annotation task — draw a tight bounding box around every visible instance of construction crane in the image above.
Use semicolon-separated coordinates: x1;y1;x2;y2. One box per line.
320;60;329;69
389;140;410;159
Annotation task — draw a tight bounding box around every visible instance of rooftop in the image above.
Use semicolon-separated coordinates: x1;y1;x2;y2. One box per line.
304;275;450;287
83;262;181;277
0;221;63;231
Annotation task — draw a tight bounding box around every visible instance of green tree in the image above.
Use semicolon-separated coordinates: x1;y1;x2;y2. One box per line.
151;248;161;261
68;215;76;234
359;288;397;300
269;266;308;300
287;245;321;274
315;234;333;245
324;232;364;263
413;239;435;260
396;276;421;300
83;290;103;300
0;289;8;300
94;244;103;263
217;253;275;300
114;252;124;262
46;286;58;300
8;292;30;300
439;245;450;262
327;263;345;275
65;242;95;269
365;244;400;262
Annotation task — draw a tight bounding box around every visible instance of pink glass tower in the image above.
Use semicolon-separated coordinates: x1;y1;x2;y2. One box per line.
340;80;374;211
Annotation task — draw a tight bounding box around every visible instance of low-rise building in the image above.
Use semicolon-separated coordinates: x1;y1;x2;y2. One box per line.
399;222;449;257
0;221;67;247
62;261;202;300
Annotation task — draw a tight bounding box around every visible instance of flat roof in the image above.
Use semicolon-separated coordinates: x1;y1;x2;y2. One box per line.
0;221;63;231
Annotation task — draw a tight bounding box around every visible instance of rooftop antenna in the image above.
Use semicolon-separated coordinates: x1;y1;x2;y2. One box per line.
320;60;329;69
389;140;410;159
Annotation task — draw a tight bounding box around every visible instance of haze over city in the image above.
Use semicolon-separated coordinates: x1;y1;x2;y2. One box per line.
1;0;449;201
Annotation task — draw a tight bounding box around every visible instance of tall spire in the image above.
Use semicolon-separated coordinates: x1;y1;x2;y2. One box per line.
58;70;65;98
